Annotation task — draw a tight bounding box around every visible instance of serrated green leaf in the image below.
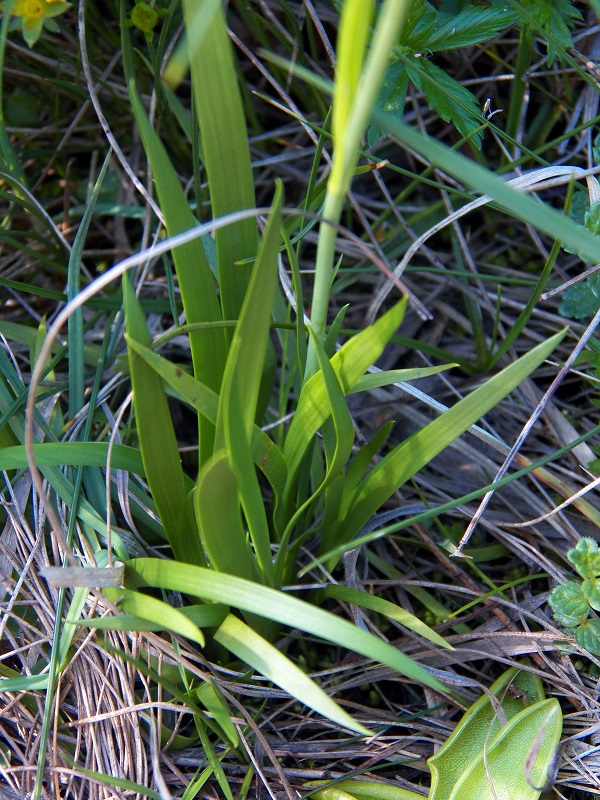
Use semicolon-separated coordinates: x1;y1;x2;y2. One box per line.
582;578;600;611
560;274;600;320
404;56;483;146
575;617;600;656
514;0;581;65
367;63;409;148
548;581;590;627
401;0;437;50
567;537;600;578
427;6;516;51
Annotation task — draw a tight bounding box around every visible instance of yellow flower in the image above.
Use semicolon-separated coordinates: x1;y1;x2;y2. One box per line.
8;0;71;48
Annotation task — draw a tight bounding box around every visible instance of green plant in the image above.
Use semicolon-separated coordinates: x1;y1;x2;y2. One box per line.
307;667;562;800
6;0;600;795
549;538;600;657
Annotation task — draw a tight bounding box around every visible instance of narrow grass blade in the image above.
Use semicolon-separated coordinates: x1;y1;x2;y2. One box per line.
338;328;567;548
67;150;111;416
0;442;143;474
283;300;406;493
214;614;371;734
386;116;600;266
93;588;206;647
182;0;257;323
126;559;456;697
125;339;288;505
324;585;452;650
125;73;225;461
351;364;457;393
123;274;204;566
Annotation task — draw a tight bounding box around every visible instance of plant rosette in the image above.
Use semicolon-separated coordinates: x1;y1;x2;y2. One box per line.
549;537;600;656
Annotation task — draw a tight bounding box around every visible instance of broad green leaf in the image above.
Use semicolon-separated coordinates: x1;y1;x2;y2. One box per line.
558;272;600;319
100;587;205;647
429;668;546;800
0;674;49;692
123;274;204;566
196;680;239;749
215;614;371;735
313;780;422;800
125;558;454;696
324;585;451;650
548;581;590;627
73;603;229;632
447;699;562;800
194;452;259;582
337;328;567;550
217;181;283;443
126;339;288;504
215;183;284;585
582;578;600;611
338;421;395;521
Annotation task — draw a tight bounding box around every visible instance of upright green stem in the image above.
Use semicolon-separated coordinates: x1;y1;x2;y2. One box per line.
305;0;410;379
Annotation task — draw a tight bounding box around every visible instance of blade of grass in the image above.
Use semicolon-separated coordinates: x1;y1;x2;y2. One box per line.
125;559;457;698
182;0;257;324
215;614;371;735
123;273;204;566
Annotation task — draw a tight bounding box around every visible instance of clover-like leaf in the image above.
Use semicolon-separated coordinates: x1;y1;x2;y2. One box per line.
575;618;600;658
567;537;600;579
548;581;590;628
582;578;600;611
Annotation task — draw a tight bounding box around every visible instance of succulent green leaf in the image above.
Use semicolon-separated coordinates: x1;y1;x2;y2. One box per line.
429;667;546;800
548;581;590;627
567;537;600;578
447;698;562;800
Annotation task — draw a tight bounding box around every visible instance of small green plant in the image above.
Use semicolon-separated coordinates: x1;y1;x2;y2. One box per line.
549;538;600;657
307;667;562;800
